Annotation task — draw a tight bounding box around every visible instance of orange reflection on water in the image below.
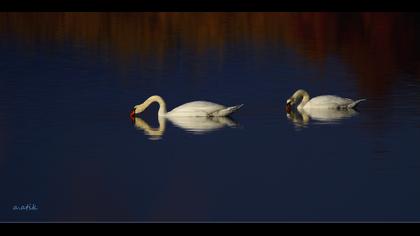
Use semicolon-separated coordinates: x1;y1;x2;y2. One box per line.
1;12;419;97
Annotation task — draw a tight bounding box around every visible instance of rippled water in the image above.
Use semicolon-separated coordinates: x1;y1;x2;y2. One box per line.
0;13;420;222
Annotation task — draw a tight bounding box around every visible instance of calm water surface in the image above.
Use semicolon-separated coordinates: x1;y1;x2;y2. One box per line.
0;13;420;222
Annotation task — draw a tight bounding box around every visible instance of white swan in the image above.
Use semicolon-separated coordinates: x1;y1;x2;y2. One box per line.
286;89;366;111
130;95;243;118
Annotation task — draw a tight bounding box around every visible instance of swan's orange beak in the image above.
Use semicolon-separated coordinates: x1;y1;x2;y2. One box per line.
130;109;136;120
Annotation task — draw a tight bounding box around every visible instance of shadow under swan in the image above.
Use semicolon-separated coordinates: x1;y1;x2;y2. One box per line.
133;115;239;140
286;107;359;128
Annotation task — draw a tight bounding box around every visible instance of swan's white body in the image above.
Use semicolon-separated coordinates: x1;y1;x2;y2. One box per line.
286;89;366;111
166;101;238;117
132;95;243;117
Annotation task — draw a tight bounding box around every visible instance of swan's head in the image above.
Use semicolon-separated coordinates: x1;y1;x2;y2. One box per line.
286;89;309;112
285;98;294;113
286;98;295;106
130;104;146;118
286;90;304;106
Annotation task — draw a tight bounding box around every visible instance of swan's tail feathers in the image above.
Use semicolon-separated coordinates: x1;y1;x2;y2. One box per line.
348;99;367;109
210;104;244;117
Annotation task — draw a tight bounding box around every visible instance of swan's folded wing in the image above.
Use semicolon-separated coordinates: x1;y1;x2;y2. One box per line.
306;95;355;109
209;104;243;117
168;101;225;116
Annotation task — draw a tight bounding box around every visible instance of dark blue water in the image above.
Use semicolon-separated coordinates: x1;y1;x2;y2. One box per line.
1;13;420;222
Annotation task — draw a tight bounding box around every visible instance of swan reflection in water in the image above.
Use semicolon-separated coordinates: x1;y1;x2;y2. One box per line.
133;115;239;140
286;107;359;128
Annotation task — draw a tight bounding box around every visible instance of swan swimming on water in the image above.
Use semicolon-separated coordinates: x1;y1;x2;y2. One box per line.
130;95;243;118
285;89;366;112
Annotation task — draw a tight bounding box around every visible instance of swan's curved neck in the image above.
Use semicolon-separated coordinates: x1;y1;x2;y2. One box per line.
143;95;167;116
294;89;310;109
